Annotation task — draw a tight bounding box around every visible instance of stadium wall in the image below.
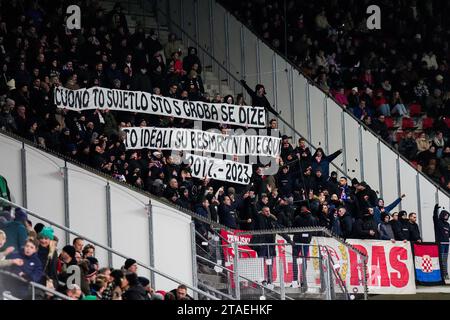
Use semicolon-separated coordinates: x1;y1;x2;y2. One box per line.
0;131;194;292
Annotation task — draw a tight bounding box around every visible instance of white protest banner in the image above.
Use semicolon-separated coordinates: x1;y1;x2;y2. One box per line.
123;127;281;157
54;86;266;127
186;153;252;185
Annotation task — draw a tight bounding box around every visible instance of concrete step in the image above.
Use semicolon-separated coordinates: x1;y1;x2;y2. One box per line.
198;272;227;284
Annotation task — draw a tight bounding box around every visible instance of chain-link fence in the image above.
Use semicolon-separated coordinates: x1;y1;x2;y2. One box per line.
194;227;368;300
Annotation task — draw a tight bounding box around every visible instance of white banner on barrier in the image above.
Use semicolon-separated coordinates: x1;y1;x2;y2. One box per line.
54;86;266;127
311;237;416;295
123;127;281;157
186;153;252;185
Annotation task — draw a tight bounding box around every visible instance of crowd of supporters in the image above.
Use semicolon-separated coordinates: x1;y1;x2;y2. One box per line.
224;0;450;189
0;211;192;300
0;0;443;240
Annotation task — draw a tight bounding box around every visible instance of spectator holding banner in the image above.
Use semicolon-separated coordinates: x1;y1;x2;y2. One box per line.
433;204;450;278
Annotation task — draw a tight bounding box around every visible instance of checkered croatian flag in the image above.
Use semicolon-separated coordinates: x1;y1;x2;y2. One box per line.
413;243;444;286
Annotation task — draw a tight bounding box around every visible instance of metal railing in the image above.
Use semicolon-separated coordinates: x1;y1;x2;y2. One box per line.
0;270;71;300
194;229;292;299
199;226;367;300
0;198;219;300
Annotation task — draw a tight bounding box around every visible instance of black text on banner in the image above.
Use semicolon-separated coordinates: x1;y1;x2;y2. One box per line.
53;86;266;127
122;127;281;158
186;153;252;185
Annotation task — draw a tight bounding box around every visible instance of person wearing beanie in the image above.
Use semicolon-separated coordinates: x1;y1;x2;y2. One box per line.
122;272;149;300
14;208;28;222
123;258;138;273
0;208;28;252
138;276;154;298
433;204;450;278
57;245;78;284
37;226;59;289
34;223;45;235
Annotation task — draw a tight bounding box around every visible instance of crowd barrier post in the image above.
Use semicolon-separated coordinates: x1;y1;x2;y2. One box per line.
232;241;241;300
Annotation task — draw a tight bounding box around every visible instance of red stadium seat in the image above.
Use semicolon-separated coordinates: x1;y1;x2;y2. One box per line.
384;117;395;129
401;117;415;130
422;117;434;130
444;117;450;128
408;104;422;117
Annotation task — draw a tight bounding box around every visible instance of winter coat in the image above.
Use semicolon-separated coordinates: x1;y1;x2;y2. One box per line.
0;221;28;252
277;171;294;197
218;198;243;229
37;245;59;286
373;197;402;226
334;212;353;239
293;212;318;244
8;250;44;283
391;219;410;241
241;81;279;115
378;222;395;240
122;284;149;300
408;222;422;241
433;204;450;243
353;215;379;239
311;150;342;178
251;212;291;258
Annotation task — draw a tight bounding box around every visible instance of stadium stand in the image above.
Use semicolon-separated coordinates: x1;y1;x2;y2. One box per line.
223;0;450;189
0;0;449;300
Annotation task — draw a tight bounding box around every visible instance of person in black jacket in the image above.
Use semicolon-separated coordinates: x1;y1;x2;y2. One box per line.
336;206;354;239
292;205;318;287
433;204;450;277
36;227;59;293
240;79;279;115
277;165;294;197
391;210;410;241
408;212;422;242
122;272;150;300
238;190;257;230
251;206;293;283
353;207;379;239
218;193;248;229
